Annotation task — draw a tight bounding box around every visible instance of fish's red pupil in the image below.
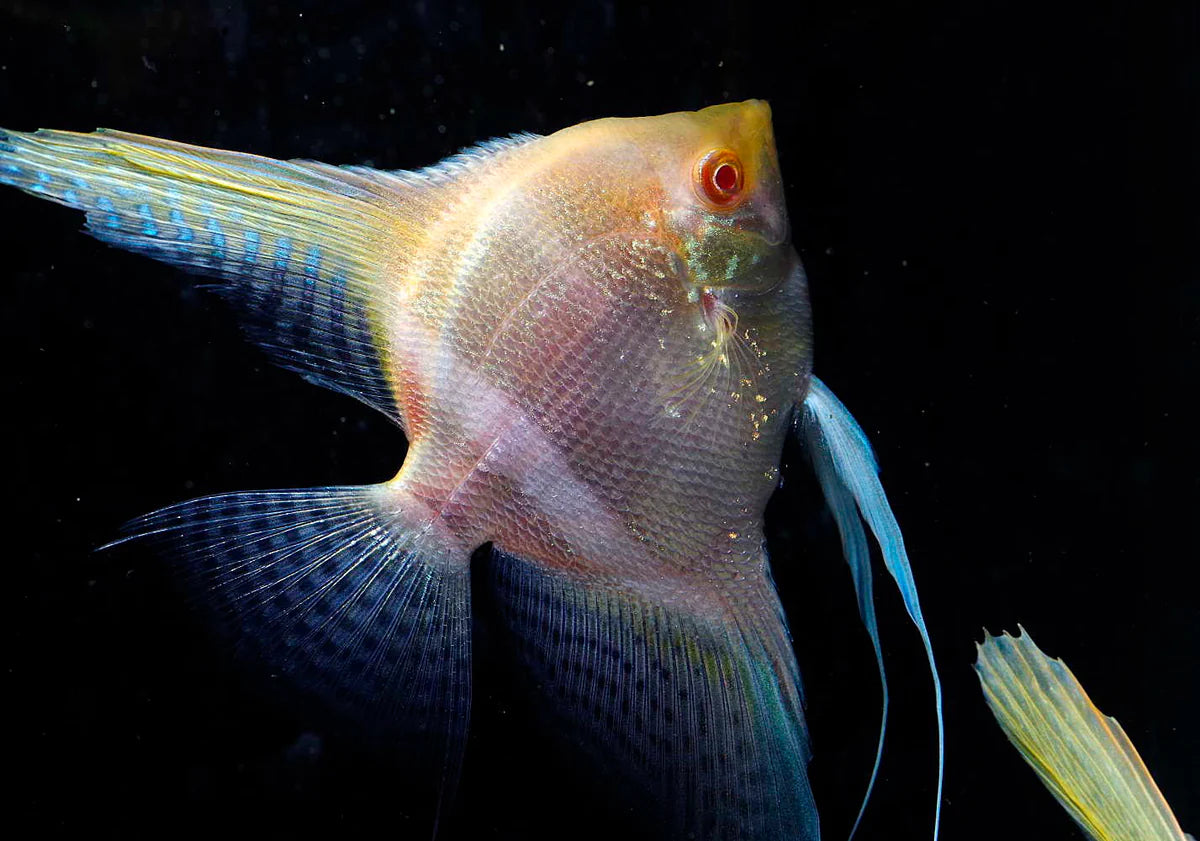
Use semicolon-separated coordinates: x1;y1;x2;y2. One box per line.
696;151;744;207
713;163;738;192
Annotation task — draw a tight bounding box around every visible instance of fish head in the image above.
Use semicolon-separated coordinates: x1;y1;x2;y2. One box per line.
624;99;793;294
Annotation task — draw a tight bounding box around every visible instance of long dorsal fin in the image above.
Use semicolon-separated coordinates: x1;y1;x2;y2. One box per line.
0;127;537;425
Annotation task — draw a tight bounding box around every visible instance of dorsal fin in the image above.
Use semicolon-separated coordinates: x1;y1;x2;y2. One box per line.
0;127;540;425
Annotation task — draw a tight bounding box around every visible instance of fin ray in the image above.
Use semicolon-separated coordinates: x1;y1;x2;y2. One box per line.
0;128;407;420
491;550;818;840
106;485;473;818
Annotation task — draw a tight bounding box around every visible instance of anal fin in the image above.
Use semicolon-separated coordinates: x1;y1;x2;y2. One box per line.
489;549;818;841
107;485;473;822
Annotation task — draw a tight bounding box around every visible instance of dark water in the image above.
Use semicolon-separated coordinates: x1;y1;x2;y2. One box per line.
2;2;1194;838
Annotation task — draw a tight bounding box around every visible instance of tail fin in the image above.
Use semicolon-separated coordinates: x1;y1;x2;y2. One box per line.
106;484;473;826
0;127;417;420
975;628;1190;841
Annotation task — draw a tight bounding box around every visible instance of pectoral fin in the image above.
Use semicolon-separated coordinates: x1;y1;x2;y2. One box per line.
975;628;1190;841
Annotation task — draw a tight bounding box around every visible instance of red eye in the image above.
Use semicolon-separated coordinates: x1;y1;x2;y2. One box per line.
713;162;738;191
696;149;744;208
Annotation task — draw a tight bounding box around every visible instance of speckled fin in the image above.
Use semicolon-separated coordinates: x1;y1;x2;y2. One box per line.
0;127;432;422
104;485;473;829
975;628;1190;841
490;549;819;840
800;376;944;840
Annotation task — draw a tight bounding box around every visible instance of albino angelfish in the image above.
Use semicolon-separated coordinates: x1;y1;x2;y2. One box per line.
0;101;942;839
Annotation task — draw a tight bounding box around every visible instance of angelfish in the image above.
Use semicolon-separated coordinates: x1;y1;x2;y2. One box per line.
1;101;942;839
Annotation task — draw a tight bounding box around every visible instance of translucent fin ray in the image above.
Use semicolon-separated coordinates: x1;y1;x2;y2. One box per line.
0;128;406;419
975;628;1190;841
800;376;943;840
491;550;819;841
105;485;473;822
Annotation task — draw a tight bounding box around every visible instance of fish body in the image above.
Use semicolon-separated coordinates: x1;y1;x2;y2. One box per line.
0;101;940;839
384;102;810;610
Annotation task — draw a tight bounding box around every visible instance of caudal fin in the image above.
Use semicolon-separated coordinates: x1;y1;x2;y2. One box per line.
976;628;1190;841
106;484;473;825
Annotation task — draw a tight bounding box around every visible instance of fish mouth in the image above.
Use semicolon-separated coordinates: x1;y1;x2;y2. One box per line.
746;207;790;248
688;282;764;336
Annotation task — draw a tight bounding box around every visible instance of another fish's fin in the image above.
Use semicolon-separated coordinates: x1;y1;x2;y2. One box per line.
0;128;420;421
975;628;1190;841
490;550;818;841
105;484;473;825
800;376;944;840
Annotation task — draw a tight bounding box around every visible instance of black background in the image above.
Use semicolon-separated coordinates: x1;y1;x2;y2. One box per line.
1;1;1195;839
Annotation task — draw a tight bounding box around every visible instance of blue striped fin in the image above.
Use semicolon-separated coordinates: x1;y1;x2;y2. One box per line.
0;127;415;422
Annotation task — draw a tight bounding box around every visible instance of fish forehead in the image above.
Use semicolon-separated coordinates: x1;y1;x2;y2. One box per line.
394;100;789;328
554;99;778;157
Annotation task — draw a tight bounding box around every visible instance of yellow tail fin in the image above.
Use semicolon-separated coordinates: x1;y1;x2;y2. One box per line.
975;628;1189;841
